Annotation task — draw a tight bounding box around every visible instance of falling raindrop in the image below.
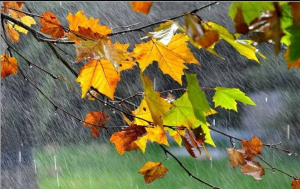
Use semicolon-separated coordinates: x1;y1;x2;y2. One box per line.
24;77;28;81
29;64;33;68
287;124;290;140
112;110;116;114
210;157;213;169
288;152;292;156
265;97;268;102
213;119;215;126
34;159;37;173
18;150;22;162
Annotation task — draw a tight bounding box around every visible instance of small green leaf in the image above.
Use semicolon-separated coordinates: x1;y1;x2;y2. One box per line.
280;3;293;46
289;23;300;62
213;87;256;112
186;74;211;123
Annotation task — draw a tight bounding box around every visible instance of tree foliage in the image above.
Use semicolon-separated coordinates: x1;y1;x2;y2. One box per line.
1;1;300;188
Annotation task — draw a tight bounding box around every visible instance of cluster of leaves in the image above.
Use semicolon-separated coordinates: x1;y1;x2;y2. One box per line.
1;2;300;188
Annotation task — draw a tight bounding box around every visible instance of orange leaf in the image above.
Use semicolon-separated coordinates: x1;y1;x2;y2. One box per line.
130;2;153;14
234;7;249;34
146;126;169;146
131;34;200;85
1;53;18;78
184;13;219;49
3;2;25;19
290;2;300;24
241;160;265;180
292;179;300;189
227;148;246;168
138;161;168;184
110;124;147;155
84;111;109;138
4;23;19;42
285;47;300;69
39;11;65;39
66;10;111;43
76;58;120;100
241;135;263;159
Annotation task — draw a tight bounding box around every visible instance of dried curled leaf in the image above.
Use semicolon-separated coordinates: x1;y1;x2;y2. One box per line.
241;135;263;159
241;160;265;180
227;148;246;168
292;179;300;189
138;161;168;184
181;129;202;158
3;2;25;19
110;124;147;155
130;2;153;14
39;11;65;39
83;111;109;138
1;53;18;78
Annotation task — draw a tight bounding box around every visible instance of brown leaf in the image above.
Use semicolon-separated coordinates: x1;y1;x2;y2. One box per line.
181;129;201;158
1;53;18;78
227;148;246;168
39;11;65;39
285;47;300;69
138;161;168;184
184;13;219;48
110;124;147;155
83;111;109;138
241;160;265;180
290;2;300;24
241;135;263;159
192;126;206;143
292;179;300;189
234;6;249;34
130;2;153;14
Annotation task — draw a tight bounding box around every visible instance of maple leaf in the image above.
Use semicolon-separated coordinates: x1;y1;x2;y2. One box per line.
130;2;153;15
139;73;174;128
213;87;256;112
292;179;300;189
4;23;19;42
138;161;168;184
76;58;120;100
184;13;219;48
83;111;109;138
74;37;135;72
181;129;202;158
110;124;147;155
241;135;263;159
285;47;300;69
146;126;169;146
203;22;266;63
227;148;246;168
165;128;182;146
241;160;265;180
14;15;36;34
39;11;65;39
234;7;249;34
186;74;211;123
141;20;179;45
1;53;18;78
3;2;25;19
66;10;111;43
131;33;200;85
290;2;300;24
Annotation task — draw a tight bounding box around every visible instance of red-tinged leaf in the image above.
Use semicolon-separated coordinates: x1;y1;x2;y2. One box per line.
110;124;147;155
227;148;246;168
234;6;249;34
1;53;18;78
3;2;25;19
184;13;219;49
290;2;300;24
285;47;300;69
241;135;263;159
292;179;300;189
39;11;65;39
130;2;153;14
241;160;265;180
181;129;201;158
83;111;109;138
138;161;168;184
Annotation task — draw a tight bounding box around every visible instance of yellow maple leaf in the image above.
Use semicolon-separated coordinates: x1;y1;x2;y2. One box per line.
131;33;200;85
76;58;120;99
14;16;36;34
74;37;135;71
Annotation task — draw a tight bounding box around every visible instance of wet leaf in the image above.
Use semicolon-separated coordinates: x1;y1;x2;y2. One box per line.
213;87;256;112
1;53;18;78
39;11;65;39
186;74;211;123
110;124;147;155
234;6;249;34
184;13;219;48
83;111;109;138
66;10;111;43
76;58;120;99
130;2;153;14
146;126;169;146
292;179;300;189
288;23;300;62
290;2;300;24
4;23;19;42
3;2;25;19
285;47;300;69
131;33;200;85
14;15;36;34
227;148;246;168
241;135;263;159
241;160;265;180
181;129;202;158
